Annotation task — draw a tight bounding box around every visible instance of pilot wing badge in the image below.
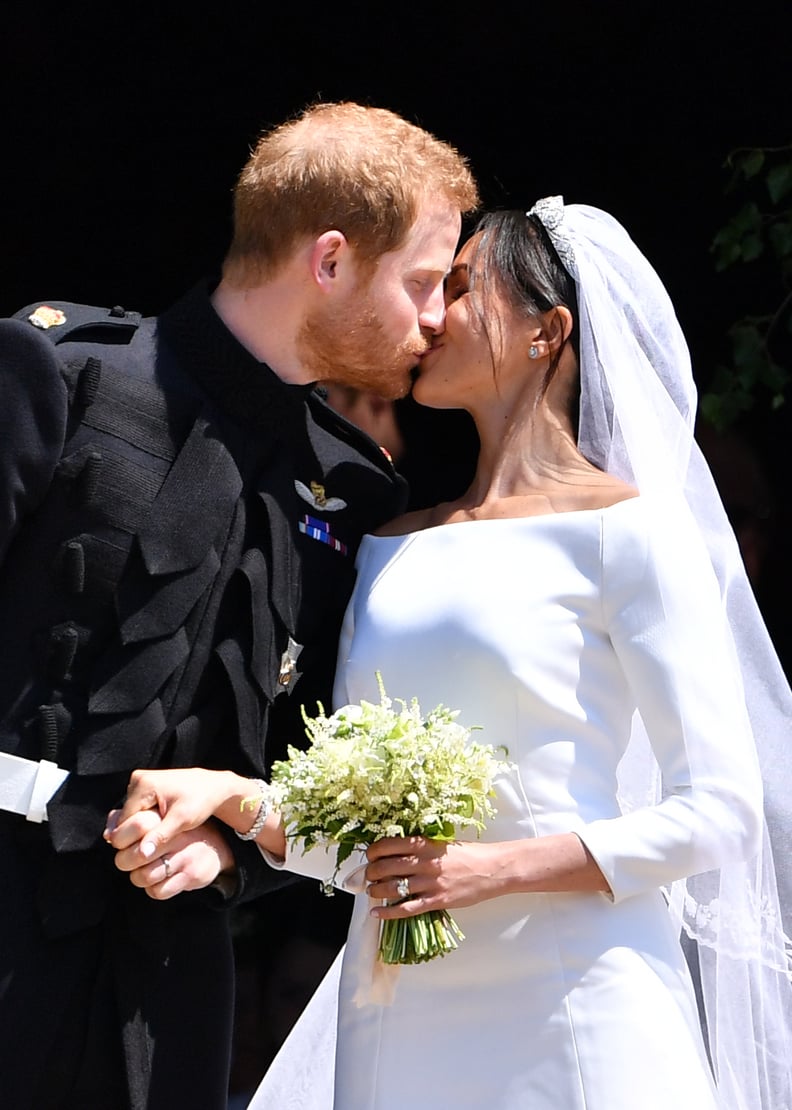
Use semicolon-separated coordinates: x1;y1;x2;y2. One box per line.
294;479;347;512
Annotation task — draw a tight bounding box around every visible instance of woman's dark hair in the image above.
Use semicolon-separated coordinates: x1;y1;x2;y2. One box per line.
467;209;580;403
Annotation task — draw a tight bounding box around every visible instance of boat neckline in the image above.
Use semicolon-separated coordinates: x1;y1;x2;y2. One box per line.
366;494;643;541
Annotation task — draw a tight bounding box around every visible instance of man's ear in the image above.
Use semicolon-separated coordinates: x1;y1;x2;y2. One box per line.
310;230;351;292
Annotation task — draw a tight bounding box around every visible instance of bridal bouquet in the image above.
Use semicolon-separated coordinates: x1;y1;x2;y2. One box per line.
269;675;505;965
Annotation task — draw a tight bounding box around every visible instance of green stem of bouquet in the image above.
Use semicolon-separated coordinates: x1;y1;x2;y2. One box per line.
378;909;466;965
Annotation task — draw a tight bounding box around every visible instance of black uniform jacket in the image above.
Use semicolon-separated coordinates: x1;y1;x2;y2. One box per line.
0;284;407;1108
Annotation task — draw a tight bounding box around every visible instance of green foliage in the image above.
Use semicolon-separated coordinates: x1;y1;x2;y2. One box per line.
703;144;792;431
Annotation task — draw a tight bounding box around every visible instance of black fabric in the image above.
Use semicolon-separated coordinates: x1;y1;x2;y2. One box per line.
0;811;235;1110
0;285;408;1108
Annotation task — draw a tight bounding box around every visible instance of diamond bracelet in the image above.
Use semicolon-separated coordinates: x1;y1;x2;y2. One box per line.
235;779;273;841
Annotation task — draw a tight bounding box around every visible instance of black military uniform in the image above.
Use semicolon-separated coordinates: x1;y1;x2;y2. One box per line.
0;283;407;1109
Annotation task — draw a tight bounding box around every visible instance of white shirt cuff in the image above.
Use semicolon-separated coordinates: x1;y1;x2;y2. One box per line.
258;837;368;894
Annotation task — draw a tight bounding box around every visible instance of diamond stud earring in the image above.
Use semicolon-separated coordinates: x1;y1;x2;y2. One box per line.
529;345;539;359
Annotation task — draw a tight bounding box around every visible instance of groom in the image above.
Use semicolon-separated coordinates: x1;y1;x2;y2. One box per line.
0;101;478;1110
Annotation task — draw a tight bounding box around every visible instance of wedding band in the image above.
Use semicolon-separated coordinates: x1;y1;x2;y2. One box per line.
396;877;410;899
162;855;171;880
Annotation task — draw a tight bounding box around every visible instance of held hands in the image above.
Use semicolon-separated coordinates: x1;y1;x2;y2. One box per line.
104;768;243;900
110;809;235;899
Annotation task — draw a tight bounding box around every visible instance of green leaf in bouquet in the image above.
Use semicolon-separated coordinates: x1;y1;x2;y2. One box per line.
336;839;357;868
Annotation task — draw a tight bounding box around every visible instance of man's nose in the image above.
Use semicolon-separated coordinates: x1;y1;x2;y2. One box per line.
419;284;446;334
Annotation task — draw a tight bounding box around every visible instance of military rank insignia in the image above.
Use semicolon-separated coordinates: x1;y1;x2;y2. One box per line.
28;305;67;330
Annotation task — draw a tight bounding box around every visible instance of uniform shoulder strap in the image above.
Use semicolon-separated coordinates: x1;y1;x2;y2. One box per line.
12;300;142;345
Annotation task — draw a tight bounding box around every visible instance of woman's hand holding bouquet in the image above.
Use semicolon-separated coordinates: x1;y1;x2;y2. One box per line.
271;675;506;965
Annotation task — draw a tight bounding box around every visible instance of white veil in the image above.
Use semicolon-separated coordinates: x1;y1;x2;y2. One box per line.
527;196;792;1108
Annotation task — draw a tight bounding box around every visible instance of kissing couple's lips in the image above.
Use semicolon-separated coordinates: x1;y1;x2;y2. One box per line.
407;344;434;372
408;341;443;379
417;342;442;363
419;336;445;357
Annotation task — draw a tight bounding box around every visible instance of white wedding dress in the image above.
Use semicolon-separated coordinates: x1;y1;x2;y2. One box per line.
250;496;761;1109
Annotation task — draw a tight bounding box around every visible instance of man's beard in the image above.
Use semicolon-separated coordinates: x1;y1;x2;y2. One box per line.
297;296;428;400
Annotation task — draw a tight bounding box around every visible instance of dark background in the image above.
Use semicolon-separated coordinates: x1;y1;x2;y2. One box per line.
2;2;789;352
2;3;790;1098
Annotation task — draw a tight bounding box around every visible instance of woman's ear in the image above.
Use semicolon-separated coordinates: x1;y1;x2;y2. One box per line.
527;306;573;358
544;306;573;351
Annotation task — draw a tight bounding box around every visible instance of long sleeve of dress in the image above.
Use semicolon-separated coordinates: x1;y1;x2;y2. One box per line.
578;496;763;902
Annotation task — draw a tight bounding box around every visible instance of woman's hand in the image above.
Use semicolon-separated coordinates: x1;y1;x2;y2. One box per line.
104;766;286;863
365;835;506;919
104;767;244;857
365;831;610;919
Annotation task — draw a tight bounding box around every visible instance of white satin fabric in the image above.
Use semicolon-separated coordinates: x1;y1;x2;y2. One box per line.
251;497;763;1109
248;949;341;1110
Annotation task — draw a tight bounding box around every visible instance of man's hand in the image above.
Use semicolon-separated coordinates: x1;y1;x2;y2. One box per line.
110;807;236;900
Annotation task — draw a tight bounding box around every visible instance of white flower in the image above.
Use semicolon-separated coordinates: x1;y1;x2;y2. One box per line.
271;673;508;859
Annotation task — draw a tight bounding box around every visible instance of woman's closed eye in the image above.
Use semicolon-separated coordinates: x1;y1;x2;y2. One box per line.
444;263;469;303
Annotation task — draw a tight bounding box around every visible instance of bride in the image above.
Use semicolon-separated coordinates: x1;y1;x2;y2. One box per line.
108;198;792;1108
